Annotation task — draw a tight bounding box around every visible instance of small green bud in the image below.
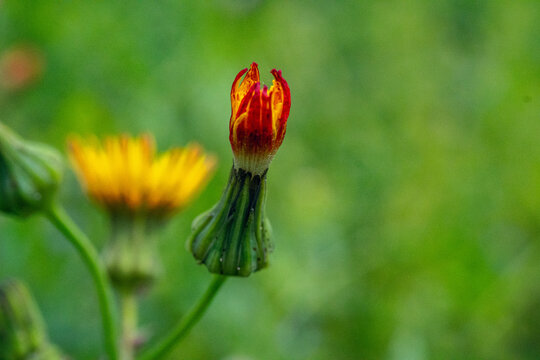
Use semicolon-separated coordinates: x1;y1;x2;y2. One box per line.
187;166;273;277
0;279;63;360
0;123;62;217
103;213;162;291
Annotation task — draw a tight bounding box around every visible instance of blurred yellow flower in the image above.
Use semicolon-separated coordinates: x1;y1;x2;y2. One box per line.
68;134;216;215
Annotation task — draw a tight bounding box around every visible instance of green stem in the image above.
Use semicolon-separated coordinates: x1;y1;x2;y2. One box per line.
139;275;227;360
45;203;119;360
120;290;138;360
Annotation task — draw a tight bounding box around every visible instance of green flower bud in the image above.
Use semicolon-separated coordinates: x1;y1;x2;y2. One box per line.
0;123;62;217
187;166;273;277
0;279;63;360
103;213;162;291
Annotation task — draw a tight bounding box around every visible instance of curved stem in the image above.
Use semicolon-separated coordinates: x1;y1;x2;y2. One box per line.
139;275;227;360
120;290;138;360
45;203;119;360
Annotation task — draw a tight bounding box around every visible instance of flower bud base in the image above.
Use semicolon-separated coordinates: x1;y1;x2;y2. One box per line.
187;166;273;277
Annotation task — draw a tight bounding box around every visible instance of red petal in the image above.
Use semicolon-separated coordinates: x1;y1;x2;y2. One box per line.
271;69;291;123
246;82;262;130
237;63;260;96
231;68;248;98
240;82;259;117
271;69;291;143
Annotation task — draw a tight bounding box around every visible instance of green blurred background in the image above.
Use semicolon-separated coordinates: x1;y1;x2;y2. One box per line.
1;1;540;359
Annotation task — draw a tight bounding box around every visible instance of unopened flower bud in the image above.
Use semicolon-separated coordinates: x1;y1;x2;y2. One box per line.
187;63;290;276
0;279;63;360
0;123;63;217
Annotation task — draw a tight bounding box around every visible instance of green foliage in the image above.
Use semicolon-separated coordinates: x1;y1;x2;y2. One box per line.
1;0;539;359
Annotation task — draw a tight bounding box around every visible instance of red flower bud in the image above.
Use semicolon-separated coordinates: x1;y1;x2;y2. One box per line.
229;63;291;174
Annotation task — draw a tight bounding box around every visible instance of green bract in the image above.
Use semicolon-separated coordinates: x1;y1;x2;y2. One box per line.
103;213;162;291
0;123;62;217
187;166;273;277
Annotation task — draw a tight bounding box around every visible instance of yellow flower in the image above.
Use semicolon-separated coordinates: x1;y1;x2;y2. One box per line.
68;134;216;216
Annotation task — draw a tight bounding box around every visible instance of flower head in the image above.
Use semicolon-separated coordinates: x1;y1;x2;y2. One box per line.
68;134;216;216
229;63;291;175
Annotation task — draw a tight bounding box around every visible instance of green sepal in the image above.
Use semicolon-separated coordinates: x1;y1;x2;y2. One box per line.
187;166;273;277
0;279;63;360
102;212;162;292
0;123;63;217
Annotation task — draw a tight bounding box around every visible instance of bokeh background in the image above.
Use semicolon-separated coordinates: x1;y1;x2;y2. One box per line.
1;1;540;359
